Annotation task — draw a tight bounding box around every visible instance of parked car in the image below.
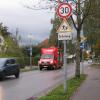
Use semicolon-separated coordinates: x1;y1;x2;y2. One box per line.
0;58;20;80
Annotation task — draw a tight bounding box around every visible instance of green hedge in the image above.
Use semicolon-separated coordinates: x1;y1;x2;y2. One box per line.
33;54;40;65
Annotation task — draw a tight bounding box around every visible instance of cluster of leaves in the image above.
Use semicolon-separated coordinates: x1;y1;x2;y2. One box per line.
22;45;41;57
0;23;29;67
49;16;61;46
0;23;11;37
83;0;100;57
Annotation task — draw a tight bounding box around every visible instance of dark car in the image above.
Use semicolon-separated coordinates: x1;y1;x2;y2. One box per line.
0;58;20;80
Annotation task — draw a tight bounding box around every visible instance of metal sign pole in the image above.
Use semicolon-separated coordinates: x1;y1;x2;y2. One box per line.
56;1;72;93
63;40;67;93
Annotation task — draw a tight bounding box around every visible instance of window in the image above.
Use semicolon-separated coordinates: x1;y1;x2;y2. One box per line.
10;59;16;64
6;59;16;65
41;54;54;59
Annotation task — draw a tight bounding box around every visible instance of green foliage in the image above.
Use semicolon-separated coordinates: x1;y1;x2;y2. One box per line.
0;36;27;67
32;46;41;57
83;0;100;57
21;46;41;66
0;23;10;36
49;17;61;46
93;41;100;57
33;54;40;65
39;75;86;100
0;23;28;67
67;41;75;54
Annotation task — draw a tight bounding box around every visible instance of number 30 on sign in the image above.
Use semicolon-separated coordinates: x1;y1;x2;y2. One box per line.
57;3;72;19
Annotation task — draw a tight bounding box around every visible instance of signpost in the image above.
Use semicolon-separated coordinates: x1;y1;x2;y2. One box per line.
57;3;72;19
57;19;72;93
56;2;72;93
57;19;72;33
58;32;72;40
28;34;34;69
57;19;72;40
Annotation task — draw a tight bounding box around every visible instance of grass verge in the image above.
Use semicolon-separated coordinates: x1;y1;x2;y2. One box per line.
20;66;38;72
39;75;86;100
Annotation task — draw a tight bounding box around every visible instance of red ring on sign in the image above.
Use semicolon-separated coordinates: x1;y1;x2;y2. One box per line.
57;3;72;19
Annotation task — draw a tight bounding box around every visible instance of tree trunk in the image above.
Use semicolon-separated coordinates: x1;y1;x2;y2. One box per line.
75;0;81;78
75;30;81;78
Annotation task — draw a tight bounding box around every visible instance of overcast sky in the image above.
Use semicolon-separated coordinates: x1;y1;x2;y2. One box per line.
0;0;54;42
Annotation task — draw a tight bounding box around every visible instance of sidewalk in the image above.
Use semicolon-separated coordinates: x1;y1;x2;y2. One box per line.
70;65;100;100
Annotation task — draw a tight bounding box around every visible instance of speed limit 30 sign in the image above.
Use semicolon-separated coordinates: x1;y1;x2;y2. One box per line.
57;3;72;19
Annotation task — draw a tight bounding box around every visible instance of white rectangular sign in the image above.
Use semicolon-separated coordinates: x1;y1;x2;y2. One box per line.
58;33;72;40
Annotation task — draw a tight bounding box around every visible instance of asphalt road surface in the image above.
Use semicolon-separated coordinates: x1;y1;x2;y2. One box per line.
0;62;89;100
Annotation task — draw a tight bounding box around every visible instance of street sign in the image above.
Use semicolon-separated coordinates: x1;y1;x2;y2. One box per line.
57;19;72;40
56;3;72;93
58;32;72;40
56;3;72;19
57;19;72;33
80;42;86;49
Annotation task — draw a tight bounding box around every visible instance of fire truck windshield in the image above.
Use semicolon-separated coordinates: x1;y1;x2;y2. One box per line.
41;54;54;59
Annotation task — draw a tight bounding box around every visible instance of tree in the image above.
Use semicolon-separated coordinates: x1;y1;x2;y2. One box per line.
0;23;11;36
93;41;100;57
49;17;61;46
83;0;100;57
0;23;29;67
68;0;92;77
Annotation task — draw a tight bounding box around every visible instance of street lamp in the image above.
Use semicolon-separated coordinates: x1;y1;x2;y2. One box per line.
28;33;34;69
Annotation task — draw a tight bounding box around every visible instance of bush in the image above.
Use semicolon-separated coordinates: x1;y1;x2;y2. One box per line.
33;54;40;65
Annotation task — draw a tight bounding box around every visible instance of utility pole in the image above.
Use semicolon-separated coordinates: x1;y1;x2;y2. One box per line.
16;28;19;46
30;43;32;69
28;33;34;69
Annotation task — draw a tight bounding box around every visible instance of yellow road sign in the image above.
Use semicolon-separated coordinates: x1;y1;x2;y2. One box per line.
57;19;72;33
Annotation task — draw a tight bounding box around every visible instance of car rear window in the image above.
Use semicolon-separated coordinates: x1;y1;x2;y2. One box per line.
7;59;16;64
0;58;6;67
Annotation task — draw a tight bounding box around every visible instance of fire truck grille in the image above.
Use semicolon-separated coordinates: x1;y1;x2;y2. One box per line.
41;62;50;65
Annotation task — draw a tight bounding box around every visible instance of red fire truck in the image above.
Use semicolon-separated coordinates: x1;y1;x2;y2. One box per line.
38;47;63;70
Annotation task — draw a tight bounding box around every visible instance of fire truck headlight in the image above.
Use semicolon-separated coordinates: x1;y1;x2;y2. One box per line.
38;61;41;64
50;60;53;64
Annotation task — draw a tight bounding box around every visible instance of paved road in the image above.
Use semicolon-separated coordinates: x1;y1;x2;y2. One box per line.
0;62;89;100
